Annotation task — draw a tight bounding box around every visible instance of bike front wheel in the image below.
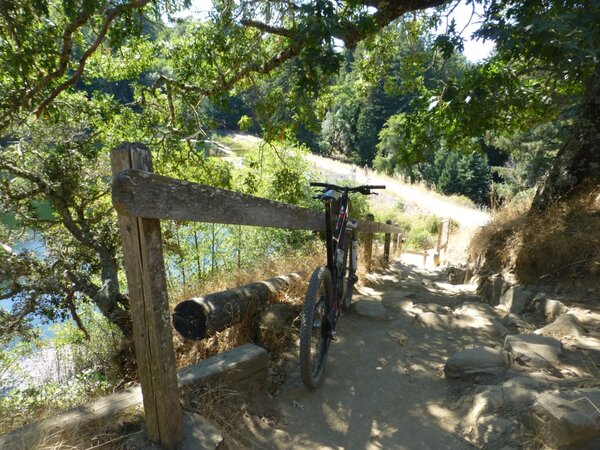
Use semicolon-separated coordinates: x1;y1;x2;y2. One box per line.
299;266;333;388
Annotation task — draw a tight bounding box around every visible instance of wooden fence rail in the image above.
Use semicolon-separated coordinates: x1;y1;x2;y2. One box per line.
109;142;402;449
112;168;402;234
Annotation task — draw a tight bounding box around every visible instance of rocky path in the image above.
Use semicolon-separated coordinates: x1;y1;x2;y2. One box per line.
235;257;600;449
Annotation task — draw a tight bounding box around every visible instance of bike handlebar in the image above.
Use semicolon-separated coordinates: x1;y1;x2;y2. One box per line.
310;182;386;194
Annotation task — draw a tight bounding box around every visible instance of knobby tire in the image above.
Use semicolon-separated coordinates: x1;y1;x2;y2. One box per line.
299;266;332;388
340;236;352;311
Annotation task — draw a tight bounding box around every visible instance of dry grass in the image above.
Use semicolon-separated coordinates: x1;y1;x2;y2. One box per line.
8;237;393;449
515;182;600;286
468;178;600;291
170;237;393;368
169;241;324;306
170;242;325;369
445;225;479;266
576;353;600;388
7;406;144;450
518;413;552;450
468;193;532;273
181;382;267;449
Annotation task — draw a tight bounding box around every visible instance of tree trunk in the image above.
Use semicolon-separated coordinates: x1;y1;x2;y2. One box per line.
531;63;600;211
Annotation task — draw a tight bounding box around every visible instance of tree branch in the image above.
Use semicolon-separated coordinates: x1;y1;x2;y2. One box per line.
64;269;101;302
340;0;450;48
0;159;48;187
5;186;43;201
241;19;295;38
0;242;18;256
0;158;97;245
0;290;19;301
34;0;152;116
66;291;90;340
155;40;303;97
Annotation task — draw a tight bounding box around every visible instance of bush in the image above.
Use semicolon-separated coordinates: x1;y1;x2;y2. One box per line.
407;228;433;250
395;212;443;251
0;306;121;433
0;370;112;432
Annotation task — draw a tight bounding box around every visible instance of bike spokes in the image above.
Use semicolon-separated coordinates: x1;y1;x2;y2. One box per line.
299;267;332;388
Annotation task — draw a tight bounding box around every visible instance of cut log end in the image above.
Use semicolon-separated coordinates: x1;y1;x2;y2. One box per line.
173;301;208;340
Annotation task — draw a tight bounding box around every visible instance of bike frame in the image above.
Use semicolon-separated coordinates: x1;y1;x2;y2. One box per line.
323;189;353;331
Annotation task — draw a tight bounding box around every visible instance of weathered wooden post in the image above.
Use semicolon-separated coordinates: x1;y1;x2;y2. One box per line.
383;219;392;267
364;214;374;271
392;222;398;256
110;143;183;449
435;218;451;267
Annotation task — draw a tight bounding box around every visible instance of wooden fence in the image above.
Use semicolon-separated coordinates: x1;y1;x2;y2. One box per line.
110;142;403;449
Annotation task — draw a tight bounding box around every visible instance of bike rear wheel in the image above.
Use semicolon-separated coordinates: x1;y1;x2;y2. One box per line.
299;266;333;388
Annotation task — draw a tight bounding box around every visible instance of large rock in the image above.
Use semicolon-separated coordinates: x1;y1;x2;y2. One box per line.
455;302;499;319
414;311;453;328
574;337;600;351
352;298;388;321
453;303;510;339
444;346;510;379
464;376;547;448
474;415;514;449
380;291;414;311
446;266;467;285
530;388;600;449
504;334;562;368
477;274;509;306
412;291;466;308
500;286;534;315
467;377;546;424
499;314;535;334
411;302;452;316
533;295;569;323
453;316;511;340
467;386;505;423
535;314;587;338
364;273;402;289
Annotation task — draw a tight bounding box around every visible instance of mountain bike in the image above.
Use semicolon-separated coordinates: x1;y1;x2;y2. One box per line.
299;182;385;388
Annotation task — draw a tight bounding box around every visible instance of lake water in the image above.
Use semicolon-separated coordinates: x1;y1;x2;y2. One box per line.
2;232;56;339
1;233;67;396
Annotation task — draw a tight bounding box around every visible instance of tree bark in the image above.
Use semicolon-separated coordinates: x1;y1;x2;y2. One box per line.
532;63;600;211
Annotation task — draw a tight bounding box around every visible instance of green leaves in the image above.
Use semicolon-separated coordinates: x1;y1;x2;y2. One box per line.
433;32;464;60
477;0;600;84
0;0;165;132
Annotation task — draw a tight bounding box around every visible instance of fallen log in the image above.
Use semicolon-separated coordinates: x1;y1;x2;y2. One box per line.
173;273;302;340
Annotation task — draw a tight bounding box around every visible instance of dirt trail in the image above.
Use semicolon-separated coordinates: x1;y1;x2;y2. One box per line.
227;134;490;228
234;253;600;449
307;154;490;228
223;136;600;449
239;258;486;449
